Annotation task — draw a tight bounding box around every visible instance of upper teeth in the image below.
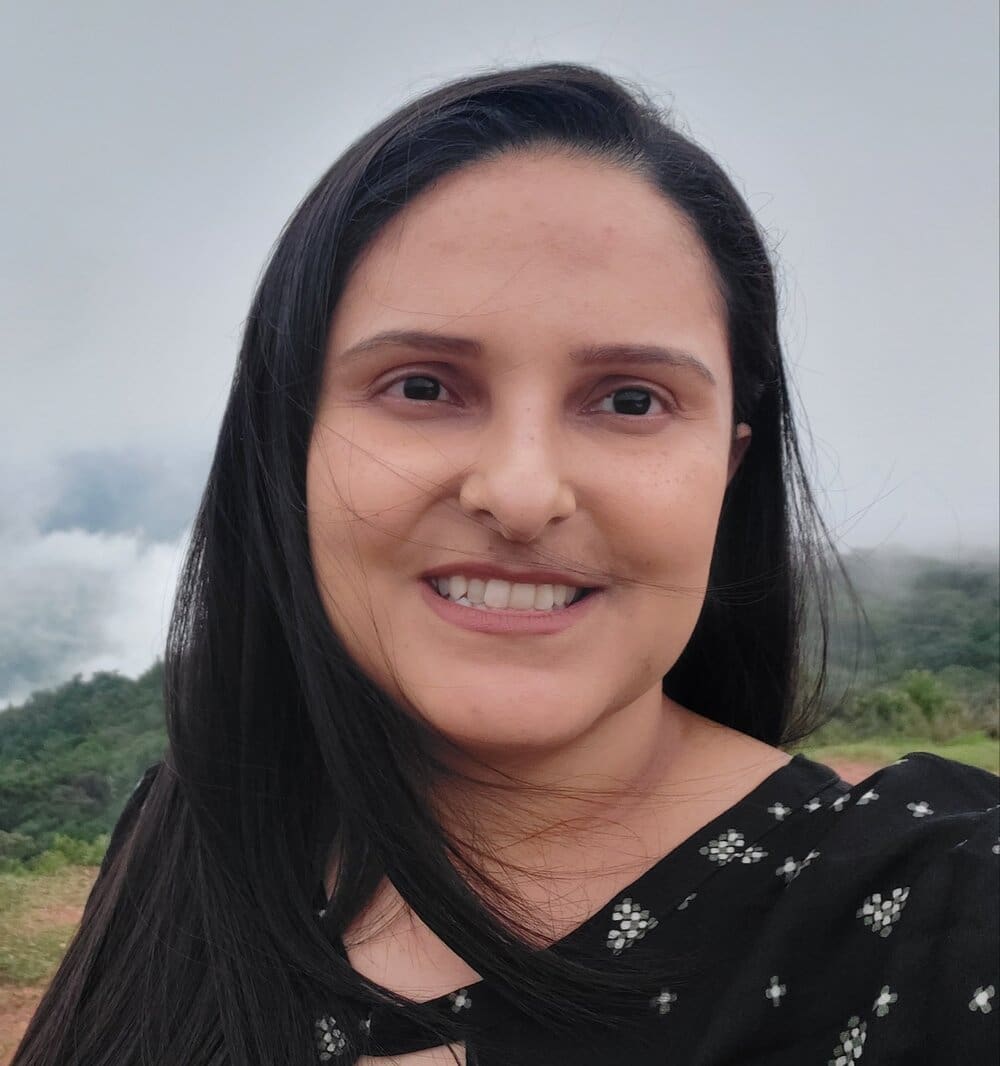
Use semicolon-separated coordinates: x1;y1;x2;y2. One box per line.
431;575;588;611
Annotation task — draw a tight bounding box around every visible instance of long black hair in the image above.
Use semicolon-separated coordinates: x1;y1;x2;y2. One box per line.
14;62;849;1065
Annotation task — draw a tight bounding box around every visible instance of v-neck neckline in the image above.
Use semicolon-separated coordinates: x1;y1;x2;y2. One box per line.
316;752;846;1027
512;750;843;956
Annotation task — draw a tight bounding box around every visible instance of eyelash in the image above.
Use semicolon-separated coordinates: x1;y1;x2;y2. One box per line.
379;372;677;418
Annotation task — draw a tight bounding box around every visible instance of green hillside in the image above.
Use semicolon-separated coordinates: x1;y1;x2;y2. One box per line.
0;666;166;866
812;550;999;744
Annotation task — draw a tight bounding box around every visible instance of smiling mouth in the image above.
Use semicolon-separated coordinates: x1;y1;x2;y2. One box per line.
426;576;598;612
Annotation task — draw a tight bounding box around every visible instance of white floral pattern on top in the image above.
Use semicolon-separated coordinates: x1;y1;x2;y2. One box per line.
768;802;792;821
969;985;995;1013
906;801;934;818
606;897;659;954
650;988;677;1015
775;849;820;884
765;975;786;1006
856;887;910;937
448;989;473;1012
872;986;897;1017
698;829;768;865
315;1015;347;1060
828;1014;867;1064
775;856;799;882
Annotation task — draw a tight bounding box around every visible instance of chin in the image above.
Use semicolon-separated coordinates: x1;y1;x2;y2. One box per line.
411;691;597;756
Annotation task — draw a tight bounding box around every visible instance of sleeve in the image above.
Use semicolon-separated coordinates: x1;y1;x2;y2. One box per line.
920;803;1000;1064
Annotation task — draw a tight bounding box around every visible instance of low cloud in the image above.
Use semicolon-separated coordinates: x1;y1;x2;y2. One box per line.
0;449;202;708
0;525;188;708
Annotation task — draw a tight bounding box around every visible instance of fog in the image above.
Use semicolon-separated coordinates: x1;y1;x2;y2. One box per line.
2;0;996;705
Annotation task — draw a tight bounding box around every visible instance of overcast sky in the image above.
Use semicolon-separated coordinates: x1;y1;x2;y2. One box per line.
2;0;997;706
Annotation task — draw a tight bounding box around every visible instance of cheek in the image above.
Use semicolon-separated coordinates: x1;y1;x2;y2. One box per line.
305;430;408;688
609;454;728;679
305;428;394;627
305;421;431;555
601;446;730;582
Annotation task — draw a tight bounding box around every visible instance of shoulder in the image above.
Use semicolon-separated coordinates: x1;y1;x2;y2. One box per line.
792;753;998;959
772;754;998;1057
851;755;999;1058
854;751;1000;808
842;751;997;837
772;753;998;947
803;752;998;866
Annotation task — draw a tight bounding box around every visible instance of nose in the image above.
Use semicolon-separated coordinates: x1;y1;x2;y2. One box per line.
457;413;576;543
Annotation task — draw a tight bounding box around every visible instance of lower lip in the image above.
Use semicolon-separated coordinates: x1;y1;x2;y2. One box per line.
418;579;604;635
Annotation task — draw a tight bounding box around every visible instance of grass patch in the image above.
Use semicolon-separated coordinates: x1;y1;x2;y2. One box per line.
792;730;999;775
0;867;97;986
0;926;75;987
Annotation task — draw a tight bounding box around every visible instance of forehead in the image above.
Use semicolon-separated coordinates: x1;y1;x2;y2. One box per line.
329;151;727;362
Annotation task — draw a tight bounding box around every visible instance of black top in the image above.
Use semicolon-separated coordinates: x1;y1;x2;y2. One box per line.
312;752;999;1065
119;752;1000;1064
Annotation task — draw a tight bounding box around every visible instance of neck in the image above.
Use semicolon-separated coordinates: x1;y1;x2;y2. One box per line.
426;688;694;878
328;695;789;952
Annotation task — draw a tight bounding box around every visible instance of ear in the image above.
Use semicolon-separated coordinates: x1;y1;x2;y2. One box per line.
727;422;751;485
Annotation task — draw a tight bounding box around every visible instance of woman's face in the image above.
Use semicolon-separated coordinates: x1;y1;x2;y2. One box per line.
306;151;749;759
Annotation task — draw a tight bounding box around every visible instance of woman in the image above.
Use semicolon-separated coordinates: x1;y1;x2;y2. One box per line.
14;63;997;1066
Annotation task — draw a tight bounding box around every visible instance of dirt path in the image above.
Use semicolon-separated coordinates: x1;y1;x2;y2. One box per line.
3;903;92;1064
1;880;91;1066
1;986;50;1066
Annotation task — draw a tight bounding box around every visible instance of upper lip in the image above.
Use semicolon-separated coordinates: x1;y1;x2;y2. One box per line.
422;561;605;589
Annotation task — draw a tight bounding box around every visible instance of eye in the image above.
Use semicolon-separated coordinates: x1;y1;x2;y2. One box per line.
378;374;673;417
382;374;454;404
594;386;673;417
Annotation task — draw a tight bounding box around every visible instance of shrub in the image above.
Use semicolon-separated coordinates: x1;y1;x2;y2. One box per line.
4;834;112;876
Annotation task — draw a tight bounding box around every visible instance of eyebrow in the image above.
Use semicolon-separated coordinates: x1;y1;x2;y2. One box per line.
335;329;717;387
